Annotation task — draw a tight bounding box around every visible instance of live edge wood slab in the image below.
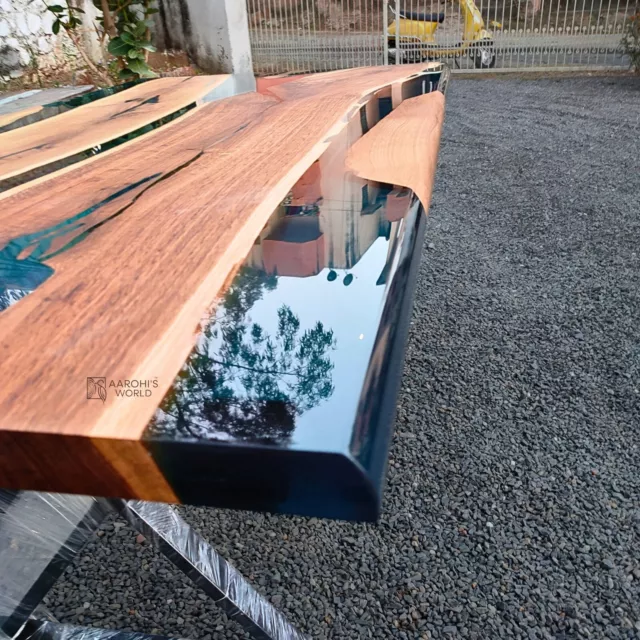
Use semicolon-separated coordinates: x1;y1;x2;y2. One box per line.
0;64;446;513
0;86;94;129
348;92;444;212
0;76;228;182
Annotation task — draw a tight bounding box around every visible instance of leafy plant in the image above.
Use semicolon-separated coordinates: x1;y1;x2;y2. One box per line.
44;3;114;85
45;1;160;84
102;0;159;80
620;12;640;73
47;3;84;34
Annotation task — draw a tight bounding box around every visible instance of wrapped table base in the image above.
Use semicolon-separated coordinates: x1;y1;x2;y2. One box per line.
0;491;307;640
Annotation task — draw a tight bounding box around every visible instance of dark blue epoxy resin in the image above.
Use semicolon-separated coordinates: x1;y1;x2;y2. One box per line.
141;65;448;519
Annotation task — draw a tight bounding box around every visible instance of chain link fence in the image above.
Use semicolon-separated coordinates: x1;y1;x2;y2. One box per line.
247;0;635;72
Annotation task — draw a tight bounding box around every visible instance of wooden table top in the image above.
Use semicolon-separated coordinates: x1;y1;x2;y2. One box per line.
0;76;227;182
0;64;448;520
0;85;94;129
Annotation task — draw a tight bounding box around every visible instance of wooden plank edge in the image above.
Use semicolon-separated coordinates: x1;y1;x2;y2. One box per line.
0;105;43;128
347;91;446;211
0;431;176;501
0;97;219;203
0;76;229;184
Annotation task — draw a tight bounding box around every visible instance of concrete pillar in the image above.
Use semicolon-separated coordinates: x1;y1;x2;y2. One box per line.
76;0;105;64
154;0;255;91
179;1;253;73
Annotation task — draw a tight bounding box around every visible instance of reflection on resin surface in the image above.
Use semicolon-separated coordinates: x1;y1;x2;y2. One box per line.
147;197;411;451
149;267;337;446
144;76;435;453
147;100;416;451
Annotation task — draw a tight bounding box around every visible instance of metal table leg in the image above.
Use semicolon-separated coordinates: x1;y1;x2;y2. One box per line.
0;492;110;640
109;500;308;640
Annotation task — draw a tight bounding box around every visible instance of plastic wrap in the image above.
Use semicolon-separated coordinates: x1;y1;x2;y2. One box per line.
121;501;308;640
21;620;178;640
0;491;107;639
0;492;307;640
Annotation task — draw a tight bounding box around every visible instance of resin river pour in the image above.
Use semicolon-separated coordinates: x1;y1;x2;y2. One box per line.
143;90;444;456
141;144;425;518
0;174;160;313
0;86;417;446
0;64;446;519
0;90;392;312
0;78;235;310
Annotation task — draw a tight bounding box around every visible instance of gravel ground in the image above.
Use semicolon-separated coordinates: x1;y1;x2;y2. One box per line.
45;76;640;639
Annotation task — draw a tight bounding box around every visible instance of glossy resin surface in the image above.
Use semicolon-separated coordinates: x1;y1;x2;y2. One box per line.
0;66;446;520
142;76;439;518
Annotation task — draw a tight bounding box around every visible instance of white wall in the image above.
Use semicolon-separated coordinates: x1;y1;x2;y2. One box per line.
0;0;101;81
0;0;59;79
1;0;254;82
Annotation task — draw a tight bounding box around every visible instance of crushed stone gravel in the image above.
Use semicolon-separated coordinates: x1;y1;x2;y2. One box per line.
45;75;640;639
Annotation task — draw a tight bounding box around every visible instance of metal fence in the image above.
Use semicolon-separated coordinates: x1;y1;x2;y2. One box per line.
246;0;635;72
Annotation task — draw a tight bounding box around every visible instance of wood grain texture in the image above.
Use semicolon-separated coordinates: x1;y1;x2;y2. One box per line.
0;106;42;129
0;76;228;182
347;91;445;211
0;86;93;130
0;64;440;497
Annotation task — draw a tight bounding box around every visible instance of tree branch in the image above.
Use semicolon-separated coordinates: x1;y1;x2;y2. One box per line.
99;0;117;37
210;357;301;378
66;28;113;86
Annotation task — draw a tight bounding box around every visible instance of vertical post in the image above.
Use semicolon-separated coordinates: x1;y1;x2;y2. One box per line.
383;0;389;64
78;0;105;64
176;0;255;91
395;0;401;64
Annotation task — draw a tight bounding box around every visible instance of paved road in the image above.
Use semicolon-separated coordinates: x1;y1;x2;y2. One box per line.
250;32;626;72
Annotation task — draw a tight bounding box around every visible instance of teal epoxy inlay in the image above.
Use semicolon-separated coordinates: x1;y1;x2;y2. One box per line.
0;81;146;135
0;173;160;313
0;143;207;313
44;80;145;109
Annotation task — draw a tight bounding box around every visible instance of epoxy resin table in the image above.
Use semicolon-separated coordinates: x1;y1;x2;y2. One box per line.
0;64;448;521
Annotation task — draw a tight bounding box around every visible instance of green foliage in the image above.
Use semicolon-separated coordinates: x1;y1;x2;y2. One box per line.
46;3;84;36
620;13;640;73
106;35;130;57
45;1;159;81
125;57;156;78
107;26;157;78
